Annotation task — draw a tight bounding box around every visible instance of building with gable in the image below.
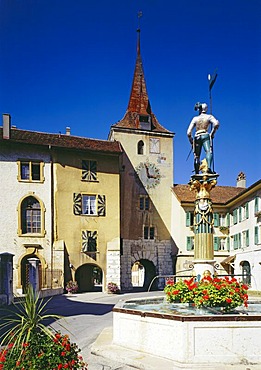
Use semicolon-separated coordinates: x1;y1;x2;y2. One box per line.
0;117;122;298
109;30;175;290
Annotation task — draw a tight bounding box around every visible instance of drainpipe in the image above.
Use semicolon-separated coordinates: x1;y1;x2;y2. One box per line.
49;145;54;289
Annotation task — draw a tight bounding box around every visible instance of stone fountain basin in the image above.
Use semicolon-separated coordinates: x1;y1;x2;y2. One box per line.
113;296;261;367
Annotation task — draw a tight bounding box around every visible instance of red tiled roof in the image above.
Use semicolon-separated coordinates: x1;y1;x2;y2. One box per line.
172;184;246;205
0;128;122;154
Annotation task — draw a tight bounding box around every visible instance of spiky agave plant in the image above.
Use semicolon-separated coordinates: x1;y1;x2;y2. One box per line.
0;285;62;354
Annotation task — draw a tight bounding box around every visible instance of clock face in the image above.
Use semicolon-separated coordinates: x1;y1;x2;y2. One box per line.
136;161;161;189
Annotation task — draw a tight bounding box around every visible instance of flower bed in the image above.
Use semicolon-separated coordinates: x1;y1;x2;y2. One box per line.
164;276;248;312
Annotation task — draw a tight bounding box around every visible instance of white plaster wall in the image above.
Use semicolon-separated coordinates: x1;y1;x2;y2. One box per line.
0;146;52;292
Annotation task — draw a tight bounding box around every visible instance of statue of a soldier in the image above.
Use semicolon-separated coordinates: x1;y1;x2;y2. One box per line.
187;102;219;174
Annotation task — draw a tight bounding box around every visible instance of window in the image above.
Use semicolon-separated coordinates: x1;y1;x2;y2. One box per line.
73;193;106;217
18;160;44;182
144;226;155;240
186;212;194;227
82;230;97;253
240;203;249;221
137;140;144;155
139;196;150;210
82;195;96;215
82;160;97;181
242;230;250;248
214;237;227;251
21;196;41;234
186;236;194;251
233;234;238;250
233;233;241;250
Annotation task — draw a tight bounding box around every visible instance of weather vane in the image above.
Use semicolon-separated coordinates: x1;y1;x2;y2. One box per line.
137;10;142;30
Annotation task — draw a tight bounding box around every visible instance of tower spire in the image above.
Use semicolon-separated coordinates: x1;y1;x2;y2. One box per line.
111;22;172;134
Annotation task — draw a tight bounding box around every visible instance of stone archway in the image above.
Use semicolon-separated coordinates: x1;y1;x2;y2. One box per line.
75;264;103;292
21;254;42;294
132;259;157;291
240;260;251;285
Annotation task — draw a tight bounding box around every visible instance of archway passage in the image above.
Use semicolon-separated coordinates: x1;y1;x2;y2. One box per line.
241;261;251;285
75;264;103;292
21;254;42;294
132;259;157;291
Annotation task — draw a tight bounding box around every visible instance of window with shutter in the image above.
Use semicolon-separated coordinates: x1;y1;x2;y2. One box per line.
214;237;219;251
213;213;220;227
186;236;194;251
186;212;193;227
82;230;97;252
82;160;97;181
73;193;106;217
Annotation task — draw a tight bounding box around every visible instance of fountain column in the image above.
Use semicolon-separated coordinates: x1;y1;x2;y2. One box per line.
189;173;218;279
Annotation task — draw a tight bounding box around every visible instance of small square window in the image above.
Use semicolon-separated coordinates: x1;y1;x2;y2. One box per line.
19;161;43;182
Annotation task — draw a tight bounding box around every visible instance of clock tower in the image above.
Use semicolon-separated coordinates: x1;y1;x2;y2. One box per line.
109;29;175;290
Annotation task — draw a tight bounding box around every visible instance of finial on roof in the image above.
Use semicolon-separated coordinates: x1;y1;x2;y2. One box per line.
137;11;142;55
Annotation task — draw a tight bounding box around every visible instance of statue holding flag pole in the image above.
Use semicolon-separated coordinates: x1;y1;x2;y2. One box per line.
187;71;219;175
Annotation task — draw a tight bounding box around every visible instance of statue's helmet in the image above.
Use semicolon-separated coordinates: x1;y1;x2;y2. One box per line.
194;102;208;112
201;103;208;113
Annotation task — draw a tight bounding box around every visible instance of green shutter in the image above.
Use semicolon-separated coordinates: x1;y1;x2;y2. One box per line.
226;213;230;227
214;237;219;251
255;197;259;213
255;226;259;244
186;212;191;227
238;233;242;248
245;202;249;219
246;230;249;247
234;234;238;249
233;209;238;224
187;236;193;251
97;194;106;216
73;193;82;215
239;207;242;222
214;213;220;227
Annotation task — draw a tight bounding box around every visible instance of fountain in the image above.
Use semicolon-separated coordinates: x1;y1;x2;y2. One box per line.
112;103;261;368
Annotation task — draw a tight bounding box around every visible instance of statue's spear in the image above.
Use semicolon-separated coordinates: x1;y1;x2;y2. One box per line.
208;70;218;172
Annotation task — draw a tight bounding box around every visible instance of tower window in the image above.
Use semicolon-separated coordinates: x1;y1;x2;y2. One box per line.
137;140;144;155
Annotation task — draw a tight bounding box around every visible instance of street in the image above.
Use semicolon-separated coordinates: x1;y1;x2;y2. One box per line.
46;290;164;369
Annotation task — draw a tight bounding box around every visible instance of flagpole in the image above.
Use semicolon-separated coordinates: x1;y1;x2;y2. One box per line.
208;70;218;172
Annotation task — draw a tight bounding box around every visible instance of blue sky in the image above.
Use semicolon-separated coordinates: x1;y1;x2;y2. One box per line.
0;0;260;187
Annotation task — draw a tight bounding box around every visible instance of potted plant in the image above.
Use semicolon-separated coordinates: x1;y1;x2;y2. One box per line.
107;282;120;294
66;280;78;294
0;285;88;369
164;275;248;312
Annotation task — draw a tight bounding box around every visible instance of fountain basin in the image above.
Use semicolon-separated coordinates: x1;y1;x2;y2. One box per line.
113;296;261;367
